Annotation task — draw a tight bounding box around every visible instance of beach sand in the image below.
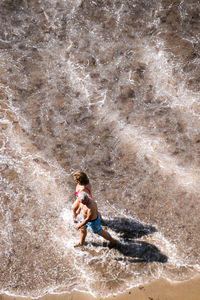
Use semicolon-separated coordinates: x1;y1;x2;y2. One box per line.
1;275;200;300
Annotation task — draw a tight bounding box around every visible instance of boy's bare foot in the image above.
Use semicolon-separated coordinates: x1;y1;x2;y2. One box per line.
112;238;118;244
74;242;84;247
108;239;118;248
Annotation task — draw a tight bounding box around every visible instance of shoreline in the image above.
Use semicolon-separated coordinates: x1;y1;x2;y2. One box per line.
1;275;200;300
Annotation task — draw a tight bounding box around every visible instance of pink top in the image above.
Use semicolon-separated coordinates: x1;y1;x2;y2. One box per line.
75;186;91;198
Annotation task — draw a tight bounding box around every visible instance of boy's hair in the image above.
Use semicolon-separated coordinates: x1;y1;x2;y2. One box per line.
73;170;89;185
78;192;88;200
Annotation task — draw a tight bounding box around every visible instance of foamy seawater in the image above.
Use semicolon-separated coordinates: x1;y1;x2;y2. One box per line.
0;0;200;297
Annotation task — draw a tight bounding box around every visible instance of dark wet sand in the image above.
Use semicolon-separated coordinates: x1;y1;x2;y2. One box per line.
1;275;200;300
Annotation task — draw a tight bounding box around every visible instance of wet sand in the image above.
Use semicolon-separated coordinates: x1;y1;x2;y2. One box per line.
1;275;200;300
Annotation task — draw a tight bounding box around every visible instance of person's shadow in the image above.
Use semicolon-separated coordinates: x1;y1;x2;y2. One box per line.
103;217;157;240
100;217;168;263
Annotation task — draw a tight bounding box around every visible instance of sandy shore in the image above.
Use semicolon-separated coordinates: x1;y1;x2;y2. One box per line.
1;275;200;300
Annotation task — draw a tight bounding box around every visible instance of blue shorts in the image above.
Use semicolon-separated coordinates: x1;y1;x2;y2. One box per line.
86;215;102;234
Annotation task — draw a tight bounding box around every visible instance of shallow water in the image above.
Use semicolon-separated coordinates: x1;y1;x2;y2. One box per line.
0;0;200;297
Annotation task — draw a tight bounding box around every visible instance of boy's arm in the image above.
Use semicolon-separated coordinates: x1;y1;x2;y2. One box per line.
75;209;92;230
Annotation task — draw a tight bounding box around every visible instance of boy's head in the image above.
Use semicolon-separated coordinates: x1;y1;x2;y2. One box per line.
78;192;88;204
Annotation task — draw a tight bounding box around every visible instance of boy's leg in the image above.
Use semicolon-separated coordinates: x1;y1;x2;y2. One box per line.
80;226;87;244
74;226;87;247
97;229;117;244
98;212;104;224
